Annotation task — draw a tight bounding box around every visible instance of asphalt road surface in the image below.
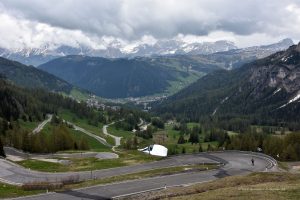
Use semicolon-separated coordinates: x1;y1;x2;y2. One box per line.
3;151;277;200
102;122;122;148
4;147;118;161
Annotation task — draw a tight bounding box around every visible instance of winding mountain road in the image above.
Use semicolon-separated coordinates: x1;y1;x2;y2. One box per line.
69;122;112;148
0;151;278;200
32;115;112;148
102;122;122;151
4;147;118;162
32;114;53;134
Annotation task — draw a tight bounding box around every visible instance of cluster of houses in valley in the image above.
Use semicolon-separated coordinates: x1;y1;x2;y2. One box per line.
86;94;167;112
127;95;167;111
86;95;120;111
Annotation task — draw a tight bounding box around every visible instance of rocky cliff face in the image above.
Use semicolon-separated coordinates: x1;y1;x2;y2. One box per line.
247;42;300;99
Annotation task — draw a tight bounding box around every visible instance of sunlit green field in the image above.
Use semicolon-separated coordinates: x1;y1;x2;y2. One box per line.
59;109;115;145
16;150;161;172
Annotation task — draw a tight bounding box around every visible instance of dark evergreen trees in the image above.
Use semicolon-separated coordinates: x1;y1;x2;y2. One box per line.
207;144;212;151
182;147;186;154
39;55;190;98
188;127;200;144
155;44;300;130
199;144;203;152
151;117;165;129
177;134;185;144
0;138;5;158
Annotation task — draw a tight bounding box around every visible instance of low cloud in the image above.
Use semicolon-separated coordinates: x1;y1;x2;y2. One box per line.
0;0;299;49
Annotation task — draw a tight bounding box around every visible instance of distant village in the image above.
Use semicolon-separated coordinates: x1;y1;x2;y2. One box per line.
86;94;167;112
123;95;167;111
86;95;120;111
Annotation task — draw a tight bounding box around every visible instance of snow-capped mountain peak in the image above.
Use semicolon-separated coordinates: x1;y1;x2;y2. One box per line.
0;38;294;66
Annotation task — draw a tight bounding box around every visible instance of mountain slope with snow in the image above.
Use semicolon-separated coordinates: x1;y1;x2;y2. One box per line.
0;38;293;66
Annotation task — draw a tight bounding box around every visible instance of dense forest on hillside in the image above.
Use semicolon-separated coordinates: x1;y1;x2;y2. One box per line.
155;44;300;131
162;121;300;161
155;67;295;129
39;55;202;98
0;77;99;154
0;79;96;123
0;76;153;155
0;78;102;154
0;57;73;93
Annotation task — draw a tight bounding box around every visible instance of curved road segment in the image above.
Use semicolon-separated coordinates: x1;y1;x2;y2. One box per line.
67;121;112;148
0;151;278;200
32;114;53;134
4;147;118;161
102;122;122;149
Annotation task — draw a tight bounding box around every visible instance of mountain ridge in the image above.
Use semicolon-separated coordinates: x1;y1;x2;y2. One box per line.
39;55;200;98
154;42;300;126
0;38;293;66
0;57;74;93
37;39;295;99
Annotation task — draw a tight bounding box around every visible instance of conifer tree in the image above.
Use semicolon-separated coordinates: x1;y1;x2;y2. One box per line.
0;138;5;158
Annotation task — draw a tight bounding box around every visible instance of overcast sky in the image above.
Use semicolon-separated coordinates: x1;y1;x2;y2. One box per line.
0;0;300;50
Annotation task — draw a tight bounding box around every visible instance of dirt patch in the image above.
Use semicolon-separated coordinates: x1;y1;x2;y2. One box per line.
6;155;25;162
153;131;168;145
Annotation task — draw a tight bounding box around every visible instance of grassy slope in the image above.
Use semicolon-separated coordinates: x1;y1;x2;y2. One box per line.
59;109;104;134
134;122;218;154
164;124;218;153
19;110;113;150
166;72;204;95
124;172;300;200
16;150;162;172
39;123;53;135
38;123;110;152
172;173;300;200
20;118;110;151
17;158;126;172
59;109;115;145
69;129;110;152
107;125;133;139
0;183;43;199
69;88;90;101
18;120;39;132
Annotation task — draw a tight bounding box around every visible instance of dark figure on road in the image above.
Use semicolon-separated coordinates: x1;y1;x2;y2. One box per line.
251;158;254;166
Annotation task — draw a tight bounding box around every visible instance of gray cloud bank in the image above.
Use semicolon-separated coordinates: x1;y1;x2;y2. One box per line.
0;0;300;49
